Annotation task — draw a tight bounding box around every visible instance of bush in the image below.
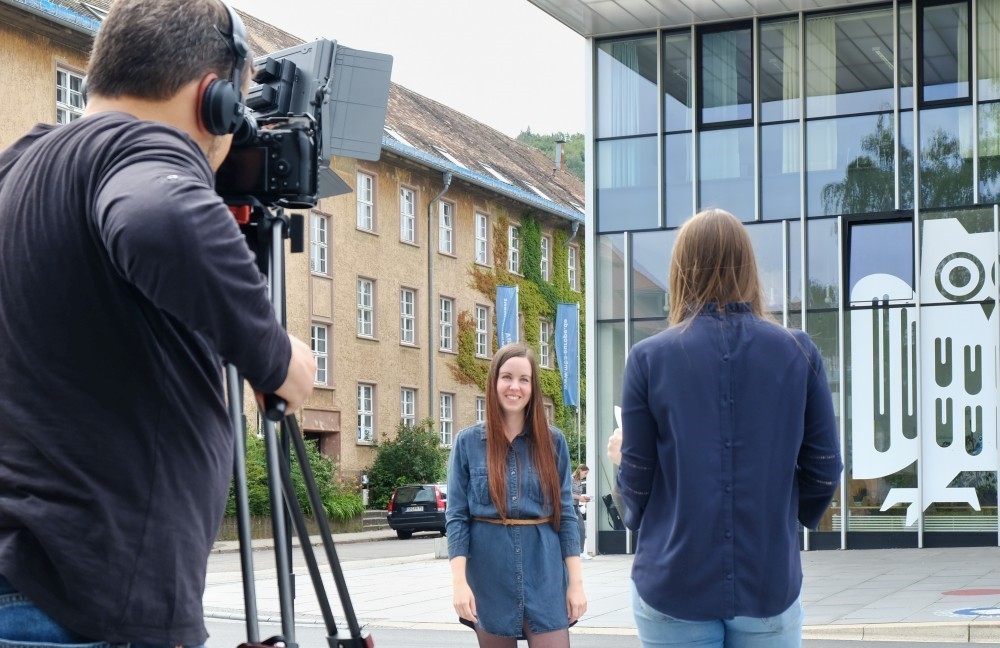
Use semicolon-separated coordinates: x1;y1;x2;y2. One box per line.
366;419;448;510
226;431;364;522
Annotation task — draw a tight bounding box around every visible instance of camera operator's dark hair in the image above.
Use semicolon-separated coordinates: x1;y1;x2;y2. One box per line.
86;0;251;100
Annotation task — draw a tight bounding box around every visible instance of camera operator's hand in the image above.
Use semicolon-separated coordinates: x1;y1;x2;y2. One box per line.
263;333;316;413
607;427;623;466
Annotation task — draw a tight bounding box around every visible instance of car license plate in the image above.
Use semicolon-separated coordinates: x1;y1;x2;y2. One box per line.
405;506;422;512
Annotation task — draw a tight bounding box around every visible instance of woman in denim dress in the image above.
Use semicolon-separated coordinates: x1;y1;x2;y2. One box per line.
447;343;587;647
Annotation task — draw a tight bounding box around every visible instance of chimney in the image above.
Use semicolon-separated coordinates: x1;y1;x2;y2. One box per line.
554;137;566;172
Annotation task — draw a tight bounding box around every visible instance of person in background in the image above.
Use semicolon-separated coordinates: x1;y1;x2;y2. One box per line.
607;209;842;647
448;343;587;647
571;464;591;560
0;1;316;645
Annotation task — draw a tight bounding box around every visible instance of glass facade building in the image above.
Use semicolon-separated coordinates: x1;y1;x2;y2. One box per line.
587;0;1000;551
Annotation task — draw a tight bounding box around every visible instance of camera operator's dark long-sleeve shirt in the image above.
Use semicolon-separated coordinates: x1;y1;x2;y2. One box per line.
617;303;842;622
0;112;290;645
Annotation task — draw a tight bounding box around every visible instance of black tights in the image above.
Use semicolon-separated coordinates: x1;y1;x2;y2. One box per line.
474;620;570;648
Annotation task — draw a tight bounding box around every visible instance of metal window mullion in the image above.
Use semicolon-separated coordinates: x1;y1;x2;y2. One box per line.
658;30;666;229
783;222;789;327
837;215;847;551
753;17;761;222
912;1;924;550
894;0;902;210
995;204;999;546
799;12;806;225
623;232;634;555
973;0;980;203
691;25;699;216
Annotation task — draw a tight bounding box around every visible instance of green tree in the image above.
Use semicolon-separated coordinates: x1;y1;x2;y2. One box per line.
225;431;364;521
516;130;585;180
366;419;449;510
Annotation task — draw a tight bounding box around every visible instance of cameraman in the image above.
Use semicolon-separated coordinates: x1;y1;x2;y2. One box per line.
0;1;316;646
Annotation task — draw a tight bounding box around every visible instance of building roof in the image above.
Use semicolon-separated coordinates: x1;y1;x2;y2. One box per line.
526;0;884;38
3;0;584;223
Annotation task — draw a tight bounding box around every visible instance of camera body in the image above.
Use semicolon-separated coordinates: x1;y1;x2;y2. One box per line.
214;39;392;210
216;114;318;209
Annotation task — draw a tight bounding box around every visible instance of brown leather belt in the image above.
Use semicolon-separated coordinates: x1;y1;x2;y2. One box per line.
473;516;552;526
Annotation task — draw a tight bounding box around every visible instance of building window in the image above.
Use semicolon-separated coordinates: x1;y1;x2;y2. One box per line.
475;397;486;424
310;214;328;274
439;393;454;446
921;2;970;104
508;225;520;273
700;26;753;126
357;383;374;443
568;245;578;291
56;68;84;124
544;402;555;424
357;278;374;337
475;212;489;264
311;324;328;385
540;236;551;280
400;187;416;243
475;305;489;357
539;320;552;367
439;297;454;351
400;288;416;345
356;172;374;231
401;388;416;428
439;201;454;254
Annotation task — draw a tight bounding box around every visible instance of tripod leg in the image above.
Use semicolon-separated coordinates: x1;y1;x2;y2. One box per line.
227;364;259;644
263;418;297;645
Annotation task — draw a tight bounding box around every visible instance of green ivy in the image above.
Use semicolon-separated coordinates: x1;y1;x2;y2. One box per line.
455;210;587;465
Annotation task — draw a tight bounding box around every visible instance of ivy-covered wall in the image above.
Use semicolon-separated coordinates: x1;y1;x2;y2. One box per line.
451;212;587;464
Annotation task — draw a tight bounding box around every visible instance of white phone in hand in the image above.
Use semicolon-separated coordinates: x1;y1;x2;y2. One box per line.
614;405;622;429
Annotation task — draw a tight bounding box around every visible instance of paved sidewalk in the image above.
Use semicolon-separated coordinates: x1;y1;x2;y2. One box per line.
206;537;1000;642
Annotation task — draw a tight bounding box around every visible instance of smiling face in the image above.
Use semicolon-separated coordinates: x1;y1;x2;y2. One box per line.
495;356;533;419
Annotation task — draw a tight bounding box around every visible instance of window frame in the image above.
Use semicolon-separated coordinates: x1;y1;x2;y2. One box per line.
475;304;490;358
311;323;329;385
540;235;551;280
439;200;454;255
356;171;375;231
475;396;486;424
475;212;490;265
400;287;417;345
508;225;521;273
568;245;579;291
357;383;375;444
400;387;417;428
400;186;417;244
357;277;375;338
917;0;973;108
56;67;85;124
439;296;455;352
696;21;755;129
539;319;552;368
310;213;328;275
439;392;454;446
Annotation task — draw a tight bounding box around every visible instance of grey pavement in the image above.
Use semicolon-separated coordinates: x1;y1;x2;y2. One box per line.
207;533;1000;643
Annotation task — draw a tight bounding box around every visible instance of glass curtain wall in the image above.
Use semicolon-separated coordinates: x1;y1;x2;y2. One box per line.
593;0;1000;552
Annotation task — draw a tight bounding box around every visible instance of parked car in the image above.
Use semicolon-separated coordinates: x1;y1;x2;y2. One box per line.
386;483;447;539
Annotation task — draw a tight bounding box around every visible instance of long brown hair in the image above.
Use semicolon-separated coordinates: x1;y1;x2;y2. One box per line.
485;343;563;530
669;209;765;327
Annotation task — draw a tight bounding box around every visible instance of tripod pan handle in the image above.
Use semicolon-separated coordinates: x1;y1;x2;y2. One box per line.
264;394;287;422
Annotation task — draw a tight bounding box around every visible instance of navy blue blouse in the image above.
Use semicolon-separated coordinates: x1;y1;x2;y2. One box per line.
617;304;842;621
447;423;579;636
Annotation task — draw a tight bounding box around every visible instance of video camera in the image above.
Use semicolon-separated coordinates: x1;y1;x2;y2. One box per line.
216;39;393;209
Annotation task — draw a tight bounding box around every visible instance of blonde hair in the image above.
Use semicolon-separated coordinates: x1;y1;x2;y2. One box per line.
669;209;765;327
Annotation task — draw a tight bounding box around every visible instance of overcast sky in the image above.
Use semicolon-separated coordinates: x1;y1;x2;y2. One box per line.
230;0;587;138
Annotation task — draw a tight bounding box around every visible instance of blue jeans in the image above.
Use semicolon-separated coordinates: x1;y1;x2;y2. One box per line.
631;581;803;648
0;576;203;648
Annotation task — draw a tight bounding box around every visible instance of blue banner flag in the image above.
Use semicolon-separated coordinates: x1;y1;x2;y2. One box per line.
496;285;519;346
554;302;580;407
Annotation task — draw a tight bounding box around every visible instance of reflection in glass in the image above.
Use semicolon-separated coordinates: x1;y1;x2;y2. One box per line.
760;19;800;123
663;32;692;133
807;114;895;217
788;220;802;315
808;219;839;310
900;111;915;210
699;127;754;219
900;5;914;111
761;123;800;221
922;2;970;103
848;222;913;302
596;322;626;534
597;234;626;320
701;27;753;124
807;309;840;419
980;0;1000;101
633;319;668;344
980;103;1000;202
805;8;894;118
597;37;658;138
665;133;694;228
745;223;784;313
632;230;677;319
597;137;658;232
919;106;973;209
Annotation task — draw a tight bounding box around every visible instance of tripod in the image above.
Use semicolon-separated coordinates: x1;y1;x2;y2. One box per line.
224;200;373;648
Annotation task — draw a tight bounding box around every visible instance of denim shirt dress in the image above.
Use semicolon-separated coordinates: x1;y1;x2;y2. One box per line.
446;423;580;637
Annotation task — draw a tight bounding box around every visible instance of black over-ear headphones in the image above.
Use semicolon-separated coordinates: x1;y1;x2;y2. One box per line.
201;0;249;135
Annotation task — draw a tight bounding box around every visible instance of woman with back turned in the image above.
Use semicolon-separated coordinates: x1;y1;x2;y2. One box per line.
607;209;842;647
448;343;587;647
